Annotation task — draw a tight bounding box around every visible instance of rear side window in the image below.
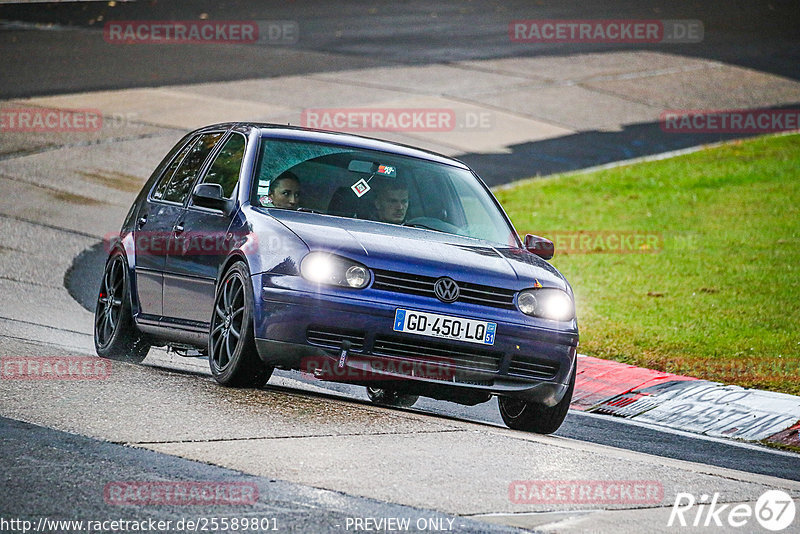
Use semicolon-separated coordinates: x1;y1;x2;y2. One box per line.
152;135;198;201
155;132;224;204
200;133;246;199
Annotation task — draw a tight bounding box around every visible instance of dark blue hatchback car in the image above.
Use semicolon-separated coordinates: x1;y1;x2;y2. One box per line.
95;123;579;433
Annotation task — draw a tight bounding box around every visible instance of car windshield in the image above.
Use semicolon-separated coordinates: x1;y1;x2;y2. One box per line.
253;138;518;247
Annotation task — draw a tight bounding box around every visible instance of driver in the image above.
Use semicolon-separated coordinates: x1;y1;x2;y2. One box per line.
374;181;409;224
262;171;301;209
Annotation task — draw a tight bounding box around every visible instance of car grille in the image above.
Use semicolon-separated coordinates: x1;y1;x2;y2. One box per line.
508;355;560;379
371;269;516;309
307;328;559;382
306;326;366;351
372;335;502;373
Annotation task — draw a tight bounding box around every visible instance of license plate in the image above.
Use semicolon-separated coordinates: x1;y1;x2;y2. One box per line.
393;309;496;346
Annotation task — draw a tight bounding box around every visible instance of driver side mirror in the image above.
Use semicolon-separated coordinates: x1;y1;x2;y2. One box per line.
524;234;554;260
192;183;229;213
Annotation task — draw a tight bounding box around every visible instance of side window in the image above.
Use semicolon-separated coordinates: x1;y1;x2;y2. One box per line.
161;132;224;204
201;133;246;199
152;135;198;201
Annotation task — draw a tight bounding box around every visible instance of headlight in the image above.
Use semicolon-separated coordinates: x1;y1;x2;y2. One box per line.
345;265;369;288
517;288;574;321
300;252;370;289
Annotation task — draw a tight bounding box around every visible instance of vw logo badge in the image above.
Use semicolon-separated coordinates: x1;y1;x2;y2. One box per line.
434;277;460;303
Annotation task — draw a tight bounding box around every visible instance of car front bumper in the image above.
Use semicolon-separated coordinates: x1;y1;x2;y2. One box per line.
253;273;578;405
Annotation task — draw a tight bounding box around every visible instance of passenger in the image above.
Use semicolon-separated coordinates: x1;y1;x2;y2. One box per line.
262;171;301;209
374;181;409;224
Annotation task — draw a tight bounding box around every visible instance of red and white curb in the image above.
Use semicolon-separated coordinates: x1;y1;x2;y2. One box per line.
572;355;800;448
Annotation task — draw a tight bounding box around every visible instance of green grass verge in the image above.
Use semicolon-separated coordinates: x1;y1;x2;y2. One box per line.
760;440;800;454
496;133;800;396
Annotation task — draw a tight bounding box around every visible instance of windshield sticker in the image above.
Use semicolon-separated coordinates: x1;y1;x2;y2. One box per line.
377;164;396;177
351;178;371;197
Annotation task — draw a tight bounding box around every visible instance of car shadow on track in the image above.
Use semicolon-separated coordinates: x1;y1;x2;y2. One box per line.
459;104;800;188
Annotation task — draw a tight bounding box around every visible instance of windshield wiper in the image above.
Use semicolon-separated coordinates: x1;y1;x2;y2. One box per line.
404;222;442;232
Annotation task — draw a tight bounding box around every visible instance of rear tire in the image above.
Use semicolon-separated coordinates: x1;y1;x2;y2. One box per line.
366;387;419;408
94;253;150;363
209;261;273;388
498;365;575;434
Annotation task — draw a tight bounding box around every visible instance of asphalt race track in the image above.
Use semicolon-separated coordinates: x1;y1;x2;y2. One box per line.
2;1;799;183
1;2;799;533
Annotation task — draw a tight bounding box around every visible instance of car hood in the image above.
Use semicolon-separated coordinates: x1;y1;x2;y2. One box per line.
267;211;568;291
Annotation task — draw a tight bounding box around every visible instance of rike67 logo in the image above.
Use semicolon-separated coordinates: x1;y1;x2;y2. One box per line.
668;490;796;531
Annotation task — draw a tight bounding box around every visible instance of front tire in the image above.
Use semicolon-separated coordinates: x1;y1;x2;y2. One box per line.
209;261;273;388
498;366;576;434
94;253;150;362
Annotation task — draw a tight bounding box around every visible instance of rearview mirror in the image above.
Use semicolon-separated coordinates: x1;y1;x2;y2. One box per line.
192;183;228;212
524;234;554;260
347;159;397;177
348;160;375;173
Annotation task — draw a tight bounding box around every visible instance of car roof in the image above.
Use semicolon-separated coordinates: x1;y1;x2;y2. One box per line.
196;122;470;170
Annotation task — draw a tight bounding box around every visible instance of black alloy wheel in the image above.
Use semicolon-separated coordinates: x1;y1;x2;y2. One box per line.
209;261;273;387
94;253;150;362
